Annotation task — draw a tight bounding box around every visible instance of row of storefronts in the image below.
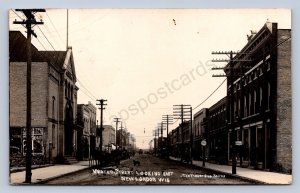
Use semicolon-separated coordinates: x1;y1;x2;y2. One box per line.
166;22;291;174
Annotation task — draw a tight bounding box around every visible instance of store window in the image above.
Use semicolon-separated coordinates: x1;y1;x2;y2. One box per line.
22;127;44;155
52;124;55;148
267;82;271;109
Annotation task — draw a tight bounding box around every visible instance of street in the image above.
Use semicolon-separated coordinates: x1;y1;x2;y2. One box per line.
44;154;254;185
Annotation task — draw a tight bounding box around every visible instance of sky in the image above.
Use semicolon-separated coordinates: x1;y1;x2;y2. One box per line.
9;9;291;149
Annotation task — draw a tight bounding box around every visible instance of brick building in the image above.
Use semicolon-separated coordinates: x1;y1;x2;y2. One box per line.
76;102;97;160
224;22;291;173
207;97;227;164
193;108;208;160
9;31;78;165
169;121;191;160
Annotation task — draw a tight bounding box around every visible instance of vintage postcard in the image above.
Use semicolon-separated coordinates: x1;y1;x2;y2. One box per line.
9;9;292;185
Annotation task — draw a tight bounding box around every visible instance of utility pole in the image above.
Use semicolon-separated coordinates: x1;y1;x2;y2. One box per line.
211;51;251;174
173;104;191;162
13;9;45;184
152;129;158;156
162;115;173;158
160;122;164;155
189;107;193;164
96;99;107;157
114;118;120;148
119;121;124;149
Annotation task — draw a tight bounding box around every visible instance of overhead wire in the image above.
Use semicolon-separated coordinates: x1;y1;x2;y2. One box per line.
193;78;227;111
45;11;65;45
36;25;56;51
12;10;98;104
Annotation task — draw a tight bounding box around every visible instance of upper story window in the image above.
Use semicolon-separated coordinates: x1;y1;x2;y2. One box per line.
259;66;263;76
254;70;258;79
244;95;247;118
254;90;257;114
249;93;252;116
266;60;271;71
260;87;263;108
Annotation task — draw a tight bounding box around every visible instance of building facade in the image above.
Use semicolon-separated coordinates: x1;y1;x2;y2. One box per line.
102;125;116;152
76;102;97;160
207;97;227;164
225;22;291;173
9;31;79;165
193;108;208;160
169;121;191;160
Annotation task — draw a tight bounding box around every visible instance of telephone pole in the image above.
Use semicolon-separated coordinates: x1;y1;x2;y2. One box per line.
173;104;191;162
162;115;173;158
96;99;107;156
13;9;45;183
119;121;124;149
114;118;121;148
157;122;165;156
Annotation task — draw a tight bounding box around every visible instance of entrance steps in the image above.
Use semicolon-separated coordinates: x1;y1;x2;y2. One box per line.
64;156;78;164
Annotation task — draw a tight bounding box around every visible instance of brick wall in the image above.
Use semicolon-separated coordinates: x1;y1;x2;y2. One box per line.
276;29;292;173
48;71;60;158
9;62;48;127
9;62;49;165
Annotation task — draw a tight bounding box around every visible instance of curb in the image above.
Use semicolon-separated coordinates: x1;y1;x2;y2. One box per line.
10;164;54;173
34;166;91;184
169;157;266;184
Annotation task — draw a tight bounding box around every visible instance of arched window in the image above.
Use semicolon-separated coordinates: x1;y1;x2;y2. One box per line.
52;96;55;119
65;81;68;97
71;86;73;100
68;83;70;99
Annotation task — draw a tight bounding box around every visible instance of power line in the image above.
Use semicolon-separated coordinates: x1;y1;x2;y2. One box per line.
42;24;63;50
18;17;98;103
45;11;65;45
11;9;23;20
78;86;97;101
193;78;227;111
35;36;47;50
76;79;97;100
36;25;56;51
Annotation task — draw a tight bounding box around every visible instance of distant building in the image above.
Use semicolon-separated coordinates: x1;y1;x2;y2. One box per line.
102;125;116;152
76;102;97;160
225;22;291;173
169;121;191;160
193;108;208;160
9;31;78;165
116;129;131;150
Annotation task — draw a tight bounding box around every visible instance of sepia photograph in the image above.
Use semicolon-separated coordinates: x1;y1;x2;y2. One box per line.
8;8;292;185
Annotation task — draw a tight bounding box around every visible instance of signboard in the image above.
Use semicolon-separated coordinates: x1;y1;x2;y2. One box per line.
201;140;207;146
235;141;243;146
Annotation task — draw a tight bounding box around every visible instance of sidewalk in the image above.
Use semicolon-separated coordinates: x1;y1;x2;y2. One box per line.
170;156;292;184
10;161;90;184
